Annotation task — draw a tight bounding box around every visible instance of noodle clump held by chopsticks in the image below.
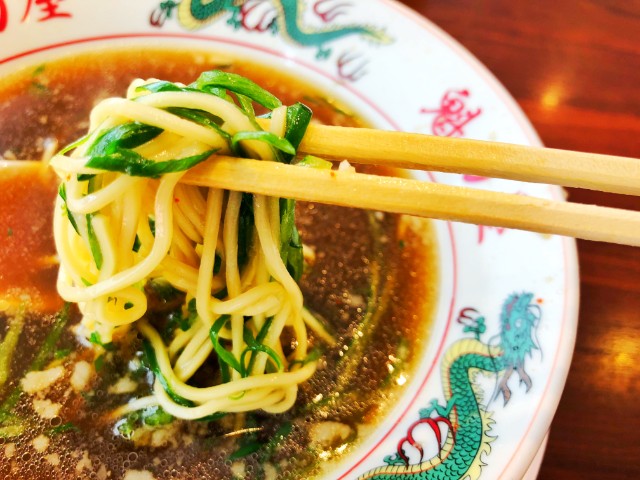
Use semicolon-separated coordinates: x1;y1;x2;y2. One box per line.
50;70;333;420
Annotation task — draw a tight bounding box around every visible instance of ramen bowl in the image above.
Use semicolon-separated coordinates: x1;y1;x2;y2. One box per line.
0;1;578;479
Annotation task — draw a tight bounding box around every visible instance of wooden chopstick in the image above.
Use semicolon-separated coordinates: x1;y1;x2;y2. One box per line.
289;123;640;196
10;122;640;246
183;155;640;247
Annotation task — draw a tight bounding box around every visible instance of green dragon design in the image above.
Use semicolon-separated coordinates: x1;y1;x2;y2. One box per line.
154;0;391;59
359;293;541;480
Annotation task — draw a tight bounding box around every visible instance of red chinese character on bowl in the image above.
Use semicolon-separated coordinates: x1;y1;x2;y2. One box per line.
22;0;71;23
420;89;481;138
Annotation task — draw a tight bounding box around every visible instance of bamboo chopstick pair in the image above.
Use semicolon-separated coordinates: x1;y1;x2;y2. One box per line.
182;124;640;247
7;123;639;247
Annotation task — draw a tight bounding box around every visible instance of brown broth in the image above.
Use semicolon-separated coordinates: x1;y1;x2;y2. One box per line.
0;48;437;479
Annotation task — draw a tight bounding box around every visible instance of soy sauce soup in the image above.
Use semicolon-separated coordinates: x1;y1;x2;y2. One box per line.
0;48;437;479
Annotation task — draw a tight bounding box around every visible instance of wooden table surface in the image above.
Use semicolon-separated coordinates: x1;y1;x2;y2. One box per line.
397;1;640;478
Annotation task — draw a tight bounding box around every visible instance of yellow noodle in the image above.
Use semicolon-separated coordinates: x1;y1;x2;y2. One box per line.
268;195;281;247
54;198;93;285
196;188;224;324
66;175;140;215
173;201;203;244
261;385;298;414
90;214;117;280
117;187;143;270
173;325;215;382
209;282;282;315
111;395;159;418
135;91;271;159
92;287;147;328
52;75;332;421
254;195;303;310
89;98;227;149
171;218;200;267
169;327;199;360
154;381;284;419
177;184;207;234
174;184;206;240
139;320;315;401
222;191;246;380
59;173;181;302
269;105;288;137
302;308;336;346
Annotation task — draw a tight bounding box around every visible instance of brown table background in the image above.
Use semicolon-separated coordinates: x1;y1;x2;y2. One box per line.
397;1;640;478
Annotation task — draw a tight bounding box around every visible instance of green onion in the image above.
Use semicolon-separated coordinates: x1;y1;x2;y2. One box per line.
149;278;181;303
85;214;103;270
141;340;194;407
48;421;79;436
229;441;263;460
192;70;282;110
209;315;243;376
234;93;255;117
219;358;231;384
236;193;254;268
289;347;323;368
57;133;91;155
283;102;313;163
263;421;293;456
272;102;313;278
88;122;162;155
116;413;138;439
231;131;295;157
29;304;72;372
141;405;174;426
93;354;106;372
241;319;283;376
53;348;73;360
85;148;215;178
279;198;303;282
195;411;227;422
135;80;200;95
0;304;71;425
82;120;213;178
0;315;24;392
294;155;332;170
0;422;25;438
58;184;80;235
161;299;194;340
132;235;142;253
165;107;230;142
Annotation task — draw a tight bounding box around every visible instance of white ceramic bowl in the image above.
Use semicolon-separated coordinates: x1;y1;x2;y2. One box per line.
0;1;578;478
